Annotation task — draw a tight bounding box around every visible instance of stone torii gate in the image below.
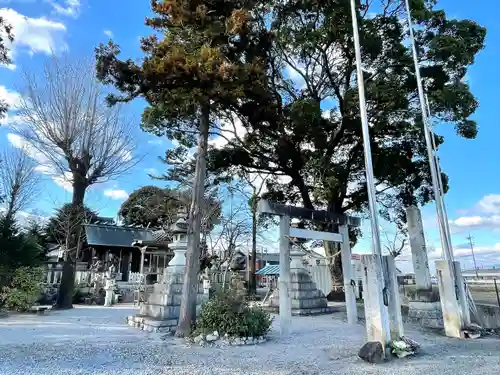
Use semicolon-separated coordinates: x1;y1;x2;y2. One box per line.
257;200;361;335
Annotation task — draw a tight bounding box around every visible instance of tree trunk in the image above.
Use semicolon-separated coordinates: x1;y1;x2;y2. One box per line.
249;192;258;294
55;180;87;309
176;105;210;337
324;240;345;302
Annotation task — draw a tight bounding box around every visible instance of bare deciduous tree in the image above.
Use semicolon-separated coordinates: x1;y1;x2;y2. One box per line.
382;226;408;258
207;193;252;289
12;55;137;309
0;147;39;221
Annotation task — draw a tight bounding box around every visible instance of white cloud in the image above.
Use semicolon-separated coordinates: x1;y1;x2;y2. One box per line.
209;115;247;149
0;8;67;66
450;215;500;230
52;171;73;192
104;189;129;200
0;207;48;228
46;0;81;18
103;29;113;38
117;149;132;162
0;85;21;109
148;139;163;145
7;132;74;191
450;194;500;231
145;167;158;175
477;194;500;215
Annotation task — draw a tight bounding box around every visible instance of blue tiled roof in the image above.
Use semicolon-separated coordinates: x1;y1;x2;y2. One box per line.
255;264;280;276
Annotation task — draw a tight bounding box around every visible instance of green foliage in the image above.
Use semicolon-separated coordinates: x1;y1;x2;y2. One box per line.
0;266;44;311
119;185;221;229
0;215;43;271
198;0;486;229
95;0;275;147
194;289;273;338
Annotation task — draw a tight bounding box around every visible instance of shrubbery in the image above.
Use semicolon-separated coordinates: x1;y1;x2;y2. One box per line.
0;215;45;312
0;266;45;311
193;289;273;338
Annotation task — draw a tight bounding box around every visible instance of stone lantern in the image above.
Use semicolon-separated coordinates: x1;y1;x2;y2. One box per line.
167;210;189;271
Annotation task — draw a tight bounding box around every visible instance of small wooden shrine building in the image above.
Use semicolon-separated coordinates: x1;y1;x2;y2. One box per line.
84;223;171;282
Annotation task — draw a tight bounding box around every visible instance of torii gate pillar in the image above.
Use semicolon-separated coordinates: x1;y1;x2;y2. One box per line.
258;200;361;335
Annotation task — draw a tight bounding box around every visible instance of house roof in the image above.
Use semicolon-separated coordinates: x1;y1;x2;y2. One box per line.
255;264;280;276
84;224;157;248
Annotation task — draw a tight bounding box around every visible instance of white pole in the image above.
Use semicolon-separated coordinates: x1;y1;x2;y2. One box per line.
350;1;390;351
403;0;454;264
425;95;453;252
349;0;383;258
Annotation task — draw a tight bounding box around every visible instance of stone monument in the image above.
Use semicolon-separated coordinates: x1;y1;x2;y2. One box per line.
405;205;443;328
265;246;333;315
127;209;208;333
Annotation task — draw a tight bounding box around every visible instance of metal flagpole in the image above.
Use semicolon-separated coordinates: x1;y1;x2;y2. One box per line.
403;0;454;264
349;0;383;258
425;95;453;254
349;0;390;347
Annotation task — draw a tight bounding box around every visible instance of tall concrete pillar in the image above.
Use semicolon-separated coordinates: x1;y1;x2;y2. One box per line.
435;260;463;338
361;255;390;355
382;255;404;340
453;261;471;326
406;205;432;296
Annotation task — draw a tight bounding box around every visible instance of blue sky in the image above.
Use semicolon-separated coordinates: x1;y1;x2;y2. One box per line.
0;0;499;272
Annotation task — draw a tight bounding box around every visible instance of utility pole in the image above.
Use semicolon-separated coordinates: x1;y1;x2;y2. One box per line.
466;234;479;278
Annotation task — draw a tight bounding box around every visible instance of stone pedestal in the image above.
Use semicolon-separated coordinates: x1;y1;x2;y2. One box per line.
265;250;333;316
361;254;390;352
407;301;443;328
406;205;443;329
436;259;464;338
127;212;208;333
129;267;207;333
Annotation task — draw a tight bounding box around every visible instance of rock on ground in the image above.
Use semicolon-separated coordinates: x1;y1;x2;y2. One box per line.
0;305;499;375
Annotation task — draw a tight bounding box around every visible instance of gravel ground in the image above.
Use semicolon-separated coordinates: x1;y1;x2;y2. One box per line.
1;306;500;375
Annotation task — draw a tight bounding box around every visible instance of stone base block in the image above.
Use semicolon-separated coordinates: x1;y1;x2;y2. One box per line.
406;301;443;328
130;269;208;332
127;315;177;333
263;305;335;316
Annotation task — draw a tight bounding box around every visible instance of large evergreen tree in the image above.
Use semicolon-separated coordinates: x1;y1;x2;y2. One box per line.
166;0;486;287
0;215;43;284
95;0;274;335
119;185;221;230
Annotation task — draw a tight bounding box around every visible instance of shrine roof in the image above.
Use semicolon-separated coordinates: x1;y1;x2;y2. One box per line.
84;223;157;248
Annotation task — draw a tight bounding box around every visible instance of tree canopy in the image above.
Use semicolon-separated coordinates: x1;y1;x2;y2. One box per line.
94;0;485;290
157;0;485;286
94;0;275;147
166;0;485;228
119;185;221;230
